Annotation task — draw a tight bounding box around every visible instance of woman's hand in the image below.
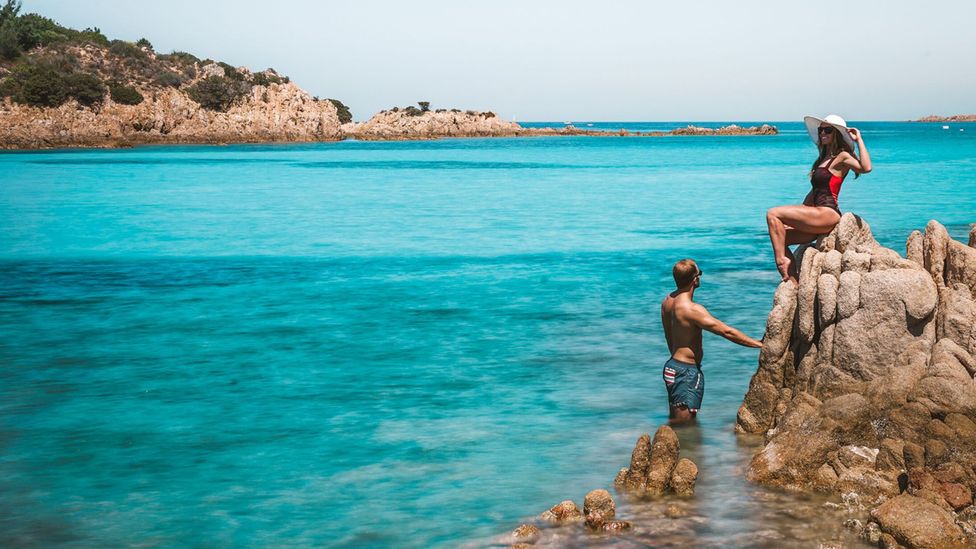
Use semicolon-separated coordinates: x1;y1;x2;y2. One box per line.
848;127;862;142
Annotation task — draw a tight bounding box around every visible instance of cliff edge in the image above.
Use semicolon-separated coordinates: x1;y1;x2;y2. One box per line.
0;45;341;148
0;8;343;148
737;213;976;546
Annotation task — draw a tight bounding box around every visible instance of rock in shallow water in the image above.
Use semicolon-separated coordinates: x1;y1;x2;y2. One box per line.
539;500;582;523
615;425;698;497
870;494;967;548
511;523;540;542
583;489;615;528
669;458;699;497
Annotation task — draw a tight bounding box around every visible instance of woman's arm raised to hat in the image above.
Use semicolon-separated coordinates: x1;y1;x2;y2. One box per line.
840;128;872;174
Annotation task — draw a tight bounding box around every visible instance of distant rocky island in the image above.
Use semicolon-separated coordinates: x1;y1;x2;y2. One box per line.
915;114;976;122
0;5;777;149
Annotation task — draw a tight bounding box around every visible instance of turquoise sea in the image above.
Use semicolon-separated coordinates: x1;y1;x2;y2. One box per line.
1;122;974;547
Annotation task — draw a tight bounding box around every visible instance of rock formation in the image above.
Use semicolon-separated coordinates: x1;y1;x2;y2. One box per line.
0;50;342;148
915;114;976;122
669;123;777;136
342;108;521;139
737;213;976;547
614;425;699;497
538;500;583;523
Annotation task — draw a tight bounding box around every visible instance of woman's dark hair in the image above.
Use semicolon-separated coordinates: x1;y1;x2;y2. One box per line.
811;126;860;179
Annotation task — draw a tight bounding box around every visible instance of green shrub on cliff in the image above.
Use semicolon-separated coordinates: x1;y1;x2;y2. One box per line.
0;1;19;59
327;98;351;124
151;70;183;88
160;50;199;66
0;59;104;107
186;75;250;112
108;80;143;105
108;39;146;60
15;13;70;49
0;61;65;106
0;3;110;61
251;71;283;86
0;19;18;59
63;71;104;107
217;61;245;81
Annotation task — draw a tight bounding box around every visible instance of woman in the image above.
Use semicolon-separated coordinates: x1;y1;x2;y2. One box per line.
766;114;872;282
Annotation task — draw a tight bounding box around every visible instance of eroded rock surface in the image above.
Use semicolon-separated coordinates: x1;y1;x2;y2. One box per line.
538;499;583;523
0;56;341;148
870;494;967;548
343;109;521;139
737;214;976;546
615;425;698;497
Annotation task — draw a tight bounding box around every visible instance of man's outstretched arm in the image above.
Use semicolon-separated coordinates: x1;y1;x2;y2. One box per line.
690;304;762;348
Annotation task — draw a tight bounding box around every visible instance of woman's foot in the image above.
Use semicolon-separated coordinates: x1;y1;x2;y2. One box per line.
776;257;793;282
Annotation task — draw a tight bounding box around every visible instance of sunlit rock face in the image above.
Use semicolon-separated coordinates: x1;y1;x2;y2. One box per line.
0;54;341;148
737;213;976;547
342;108;521;140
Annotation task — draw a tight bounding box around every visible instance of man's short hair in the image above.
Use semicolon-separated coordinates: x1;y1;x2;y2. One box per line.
673;259;699;288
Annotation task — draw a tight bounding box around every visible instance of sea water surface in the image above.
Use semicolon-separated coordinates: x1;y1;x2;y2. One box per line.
1;122;974;547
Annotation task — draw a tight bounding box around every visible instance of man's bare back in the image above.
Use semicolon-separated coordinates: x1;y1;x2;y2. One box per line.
660;260;762;421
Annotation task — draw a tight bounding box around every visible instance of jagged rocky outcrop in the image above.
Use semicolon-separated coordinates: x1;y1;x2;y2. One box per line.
614;425;699;497
0;52;341;148
736;213;976;547
342;108;522;139
916;114;976;122
670;123;777;136
341;112;779;141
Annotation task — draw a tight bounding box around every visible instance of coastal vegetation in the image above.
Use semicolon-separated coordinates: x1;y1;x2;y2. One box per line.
0;0;303;113
327;98;351;123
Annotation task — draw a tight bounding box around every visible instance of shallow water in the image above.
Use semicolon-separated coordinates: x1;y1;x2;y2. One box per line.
1;122;974;546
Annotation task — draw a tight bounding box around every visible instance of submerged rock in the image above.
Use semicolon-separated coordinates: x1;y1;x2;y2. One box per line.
511;523;540;543
737;213;976;544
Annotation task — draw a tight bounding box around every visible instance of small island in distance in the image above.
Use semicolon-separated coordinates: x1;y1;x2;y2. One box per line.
915;114;976;122
0;4;776;149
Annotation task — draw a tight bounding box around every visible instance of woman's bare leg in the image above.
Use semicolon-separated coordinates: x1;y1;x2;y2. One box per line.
767;206;840;282
782;229;819;282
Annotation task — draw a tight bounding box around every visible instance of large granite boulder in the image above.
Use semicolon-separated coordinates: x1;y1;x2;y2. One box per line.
870;494;967;548
737;214;976;544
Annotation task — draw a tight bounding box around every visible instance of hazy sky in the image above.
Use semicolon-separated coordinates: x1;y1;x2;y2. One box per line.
24;0;976;121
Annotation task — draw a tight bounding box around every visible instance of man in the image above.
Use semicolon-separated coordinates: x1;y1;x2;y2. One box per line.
661;259;762;422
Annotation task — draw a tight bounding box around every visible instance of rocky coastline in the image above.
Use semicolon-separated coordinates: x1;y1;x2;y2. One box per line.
0;93;780;148
341;110;778;141
737;214;976;548
0;79;342;149
915;114;976;122
494;216;976;549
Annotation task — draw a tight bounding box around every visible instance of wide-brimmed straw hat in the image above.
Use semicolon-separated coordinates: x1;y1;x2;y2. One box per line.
804;114;855;151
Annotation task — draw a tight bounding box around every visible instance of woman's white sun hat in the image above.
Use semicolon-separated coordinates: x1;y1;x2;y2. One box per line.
804;114;856;151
